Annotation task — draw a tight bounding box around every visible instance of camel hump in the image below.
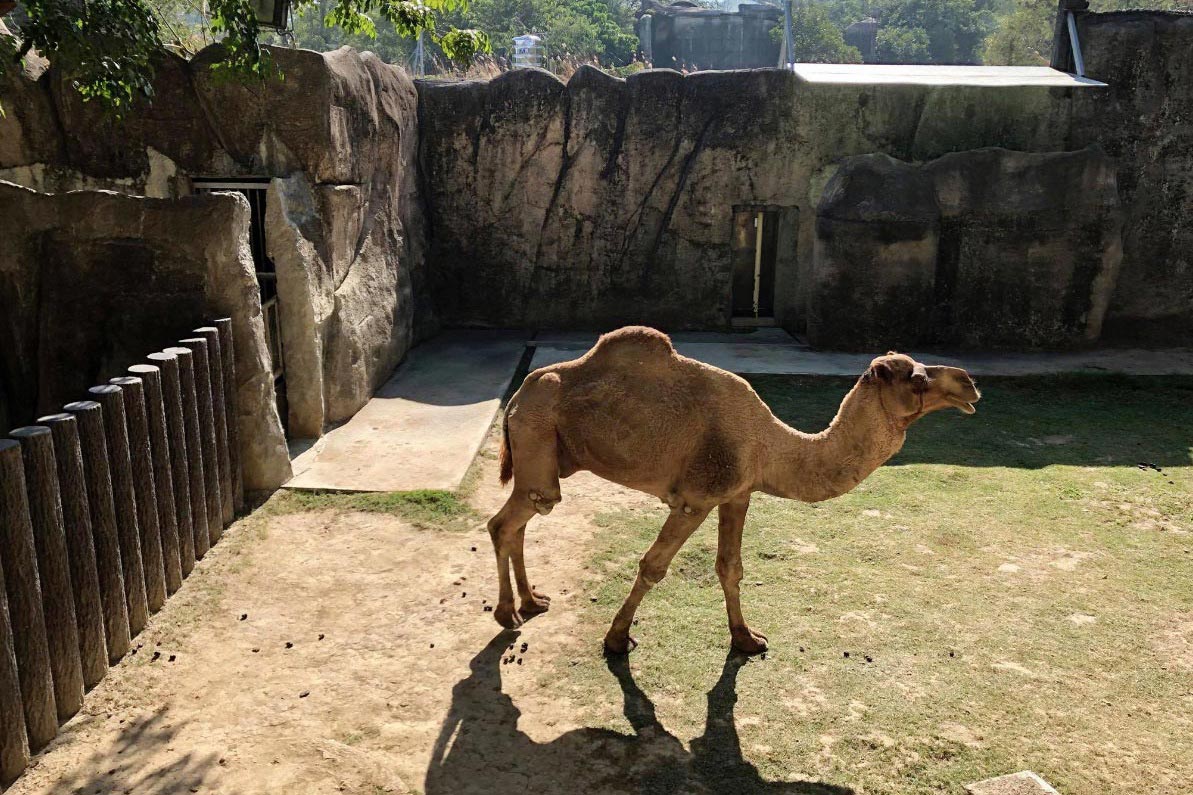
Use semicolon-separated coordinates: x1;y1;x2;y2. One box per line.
590;326;675;361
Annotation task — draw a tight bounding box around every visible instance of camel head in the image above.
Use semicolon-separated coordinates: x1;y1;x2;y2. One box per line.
863;352;981;421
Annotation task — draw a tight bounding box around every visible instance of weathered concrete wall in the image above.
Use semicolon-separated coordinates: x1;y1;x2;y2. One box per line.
418;66;1081;341
640;1;782;71
0;43;429;440
1070;10;1193;344
811;148;1123;350
0;181;291;489
420;9;1193;348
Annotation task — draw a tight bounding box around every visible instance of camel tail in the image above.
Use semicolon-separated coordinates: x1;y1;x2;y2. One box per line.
498;411;513;485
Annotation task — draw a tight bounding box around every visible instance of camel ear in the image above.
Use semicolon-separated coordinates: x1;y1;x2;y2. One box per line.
868;362;893;383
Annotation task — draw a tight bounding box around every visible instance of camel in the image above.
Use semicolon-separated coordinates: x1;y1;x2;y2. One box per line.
486;326;980;655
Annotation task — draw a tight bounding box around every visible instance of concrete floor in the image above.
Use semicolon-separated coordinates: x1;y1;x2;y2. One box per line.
284;327;1193;492
285;331;526;492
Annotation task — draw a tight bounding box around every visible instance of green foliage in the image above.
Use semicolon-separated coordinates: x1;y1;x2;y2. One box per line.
876;23;931;62
438;0;637;65
435;26;491;62
876;0;996;63
12;0;159;110
980;0;1052;65
771;3;863;64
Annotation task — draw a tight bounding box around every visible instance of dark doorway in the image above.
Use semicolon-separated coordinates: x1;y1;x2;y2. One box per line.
731;207;779;324
191;178;289;436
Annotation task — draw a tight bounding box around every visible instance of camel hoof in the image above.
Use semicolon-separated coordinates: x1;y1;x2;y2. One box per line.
519;590;551;616
603;632;638;656
731;627;769;655
494;603;522;629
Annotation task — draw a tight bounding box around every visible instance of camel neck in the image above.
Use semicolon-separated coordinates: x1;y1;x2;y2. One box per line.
757;381;907;503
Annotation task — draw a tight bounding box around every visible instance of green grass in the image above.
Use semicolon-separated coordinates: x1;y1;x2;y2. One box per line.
269;488;480;532
561;375;1193;795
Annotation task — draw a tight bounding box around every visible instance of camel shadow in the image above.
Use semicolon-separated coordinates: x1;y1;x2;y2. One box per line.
426;631;851;795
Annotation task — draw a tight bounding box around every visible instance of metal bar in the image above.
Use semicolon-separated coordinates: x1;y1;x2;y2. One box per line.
1067;11;1086;77
752;212;764;318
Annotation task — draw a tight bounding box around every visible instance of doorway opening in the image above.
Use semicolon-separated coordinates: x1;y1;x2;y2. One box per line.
191;177;289;435
731;207;779;326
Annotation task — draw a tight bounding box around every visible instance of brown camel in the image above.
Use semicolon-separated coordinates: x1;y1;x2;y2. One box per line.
486;326;980;655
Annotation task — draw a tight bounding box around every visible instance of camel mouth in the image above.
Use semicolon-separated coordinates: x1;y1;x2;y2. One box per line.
944;394;977;414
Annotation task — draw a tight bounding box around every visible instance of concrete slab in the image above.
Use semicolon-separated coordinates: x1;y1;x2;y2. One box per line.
965;771;1060;795
531;341;1193;377
792;63;1106;88
285;331;527;492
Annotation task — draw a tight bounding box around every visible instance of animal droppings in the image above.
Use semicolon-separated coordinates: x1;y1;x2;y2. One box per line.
151;652;161;662
318;634;325;640
462;592;467;598
520;642;528;653
483;605;493;612
430;643;435;648
169;655;177;663
239;614;247;621
949;650;955;658
299;691;310;698
799;646;805;653
470;546;477;552
517;658;523;665
843;651;850;658
865;656;873;663
285;642;294;649
590;597;598;603
251;648;260;653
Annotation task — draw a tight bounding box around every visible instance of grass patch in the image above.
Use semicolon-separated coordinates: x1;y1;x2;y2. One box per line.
561;375;1193;795
270;488;480;531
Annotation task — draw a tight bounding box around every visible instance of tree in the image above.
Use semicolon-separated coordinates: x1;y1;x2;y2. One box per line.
875;0;995;63
771;2;863;64
1;0;490;113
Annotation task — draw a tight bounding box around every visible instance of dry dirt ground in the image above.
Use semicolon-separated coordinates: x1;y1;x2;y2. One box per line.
9;429;695;795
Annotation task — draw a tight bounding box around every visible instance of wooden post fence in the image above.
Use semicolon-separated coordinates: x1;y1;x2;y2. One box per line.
0;439;57;752
87;385;149;637
63;400;132;665
7;427;85;723
0;319;244;787
36;413;109;691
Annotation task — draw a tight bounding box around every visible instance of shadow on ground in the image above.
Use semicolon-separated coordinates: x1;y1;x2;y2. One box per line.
750;374;1193;469
426;631;850;795
38;707;219;794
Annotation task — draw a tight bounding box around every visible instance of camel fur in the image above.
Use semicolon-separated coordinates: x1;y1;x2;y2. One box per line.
486;326;981;654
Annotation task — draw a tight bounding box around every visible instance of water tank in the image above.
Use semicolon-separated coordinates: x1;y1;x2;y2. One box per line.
513;34;547;69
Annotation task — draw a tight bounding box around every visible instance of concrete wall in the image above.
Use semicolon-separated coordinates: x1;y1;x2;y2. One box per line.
418;9;1193;348
1068;10;1193;344
640;2;782;70
0;43;429;459
417;66;1083;343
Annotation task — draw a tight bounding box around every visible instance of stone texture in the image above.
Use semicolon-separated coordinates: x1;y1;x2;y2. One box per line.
965;770;1060;795
0;43;428;447
417;65;1087;337
810;154;940;350
0;181;290;490
1072;10;1193;344
810;147;1121;350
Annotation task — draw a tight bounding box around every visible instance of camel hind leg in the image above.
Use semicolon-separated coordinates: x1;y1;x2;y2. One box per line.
488;378;563;627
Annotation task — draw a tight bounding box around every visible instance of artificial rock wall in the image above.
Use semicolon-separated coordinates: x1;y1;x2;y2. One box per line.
0;182;290;489
0;43;428;482
419;8;1193;349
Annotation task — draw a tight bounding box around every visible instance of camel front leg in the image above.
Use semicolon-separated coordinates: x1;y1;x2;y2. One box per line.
717;497;767;654
604;506;710;654
511;524;551;616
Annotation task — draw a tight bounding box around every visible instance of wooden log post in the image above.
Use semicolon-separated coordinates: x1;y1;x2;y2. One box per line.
194;327;233;525
0;439;57;751
146;352;196;576
110;376;167;614
8;427;85;723
126;365;182;595
163;347;211;559
178;338;224;546
35;414;108;691
63;401;131;664
0;539;29;787
87;385;149;637
214;318;243;514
